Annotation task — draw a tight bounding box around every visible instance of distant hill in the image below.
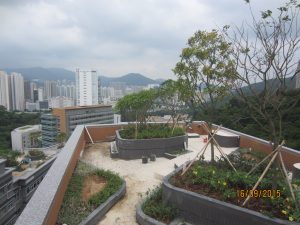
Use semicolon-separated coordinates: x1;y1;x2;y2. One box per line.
2;67;75;81
1;68;164;86
100;73;163;86
239;76;296;94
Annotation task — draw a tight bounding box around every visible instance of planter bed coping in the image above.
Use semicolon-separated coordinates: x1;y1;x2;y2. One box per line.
162;164;300;225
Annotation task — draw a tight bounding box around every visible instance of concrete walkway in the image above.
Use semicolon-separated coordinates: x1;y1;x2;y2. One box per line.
81;136;237;225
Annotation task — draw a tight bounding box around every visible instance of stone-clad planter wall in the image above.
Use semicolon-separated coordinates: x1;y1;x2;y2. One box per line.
214;134;240;148
136;202;165;225
162;167;299;225
79;182;126;225
115;130;188;159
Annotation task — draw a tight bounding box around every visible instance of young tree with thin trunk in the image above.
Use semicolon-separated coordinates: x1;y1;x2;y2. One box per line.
226;0;300;149
173;29;237;162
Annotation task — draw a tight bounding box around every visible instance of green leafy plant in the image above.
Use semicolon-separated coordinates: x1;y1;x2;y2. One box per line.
57;161;124;225
119;124;185;139
142;186;178;224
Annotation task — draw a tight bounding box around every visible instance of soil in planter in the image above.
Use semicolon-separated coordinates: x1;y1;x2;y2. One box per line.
170;149;300;222
81;175;107;202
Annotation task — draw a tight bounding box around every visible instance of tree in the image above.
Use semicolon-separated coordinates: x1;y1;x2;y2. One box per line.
115;89;157;138
56;132;67;148
157;79;186;131
226;0;300;149
173;29;237;162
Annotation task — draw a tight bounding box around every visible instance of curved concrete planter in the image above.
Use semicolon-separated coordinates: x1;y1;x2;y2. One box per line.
136;202;166;225
79;181;126;225
214;133;240;148
115;130;188;159
162;167;299;225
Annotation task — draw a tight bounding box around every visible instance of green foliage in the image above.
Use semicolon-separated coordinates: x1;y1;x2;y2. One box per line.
172;149;300;222
0;148;20;167
211;90;300;150
142;186;178;223
88;170;123;205
28;150;46;160
173;29;237;121
0;106;40;151
115;89;158;123
57;161;124;225
119;124;185;139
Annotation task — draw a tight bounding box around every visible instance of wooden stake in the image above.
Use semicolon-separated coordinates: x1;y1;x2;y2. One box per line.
181;125;222;176
202;124;237;172
242;141;285;206
278;152;297;207
85;126;94;144
247;150;277;176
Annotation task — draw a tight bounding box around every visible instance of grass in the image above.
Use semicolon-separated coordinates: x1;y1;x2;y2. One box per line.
142;186;178;224
119;124;185;139
171;148;300;222
57;161;124;225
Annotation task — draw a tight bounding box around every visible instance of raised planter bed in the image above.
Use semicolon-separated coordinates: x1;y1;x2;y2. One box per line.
114;130;188;160
79;182;126;225
162;166;299;225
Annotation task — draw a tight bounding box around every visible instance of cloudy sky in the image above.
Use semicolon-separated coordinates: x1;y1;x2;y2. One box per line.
0;0;286;79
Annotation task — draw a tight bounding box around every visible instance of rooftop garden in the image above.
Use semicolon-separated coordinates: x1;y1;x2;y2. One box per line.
171;148;300;222
119;124;185;139
57;161;123;225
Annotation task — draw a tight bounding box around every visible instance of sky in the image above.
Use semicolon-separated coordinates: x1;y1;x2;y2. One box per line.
0;0;287;79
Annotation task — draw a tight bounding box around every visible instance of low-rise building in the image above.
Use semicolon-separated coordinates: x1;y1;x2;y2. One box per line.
0;157;55;225
11;125;42;152
41;114;59;147
52;105;114;135
41;105;114;147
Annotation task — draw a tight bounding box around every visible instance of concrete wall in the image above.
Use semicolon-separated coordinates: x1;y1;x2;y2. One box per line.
162;167;294;225
192;121;300;170
115;130;188;159
15;125;86;225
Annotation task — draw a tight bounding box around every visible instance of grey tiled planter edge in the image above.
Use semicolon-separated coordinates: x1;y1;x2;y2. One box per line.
79;181;126;225
162;166;299;225
115;130;188;159
136;201;166;225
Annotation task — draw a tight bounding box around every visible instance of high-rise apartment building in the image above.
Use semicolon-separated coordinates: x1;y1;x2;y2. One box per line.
75;69;99;106
0;71;25;111
10;72;25;111
0;71;11;110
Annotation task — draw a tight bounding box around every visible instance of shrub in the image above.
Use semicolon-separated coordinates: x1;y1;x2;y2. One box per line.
119;124;185;139
142;186;178;224
28;150;46;160
171;149;300;222
57;161;124;225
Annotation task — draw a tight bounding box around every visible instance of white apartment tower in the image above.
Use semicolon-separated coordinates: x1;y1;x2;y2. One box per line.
10;72;25;111
75;69;99;106
0;71;11;110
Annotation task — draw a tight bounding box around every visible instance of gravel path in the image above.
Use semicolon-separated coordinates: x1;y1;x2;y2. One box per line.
81;137;237;225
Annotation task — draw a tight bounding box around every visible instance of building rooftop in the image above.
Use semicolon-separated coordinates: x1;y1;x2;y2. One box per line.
52;104;112;110
13;125;41;132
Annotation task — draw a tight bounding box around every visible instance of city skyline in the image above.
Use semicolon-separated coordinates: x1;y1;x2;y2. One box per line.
0;0;286;79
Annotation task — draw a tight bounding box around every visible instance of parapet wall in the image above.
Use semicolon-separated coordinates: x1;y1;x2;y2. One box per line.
192;121;300;170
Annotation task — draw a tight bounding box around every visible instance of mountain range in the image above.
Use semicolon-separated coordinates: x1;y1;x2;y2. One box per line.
2;67;164;86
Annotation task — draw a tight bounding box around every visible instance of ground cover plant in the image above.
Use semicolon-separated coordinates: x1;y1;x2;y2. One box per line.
119;124;185;139
142;186;178;224
171;148;300;222
57;161;123;225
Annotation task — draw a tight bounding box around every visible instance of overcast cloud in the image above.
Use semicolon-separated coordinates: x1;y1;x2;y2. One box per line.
0;0;286;79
